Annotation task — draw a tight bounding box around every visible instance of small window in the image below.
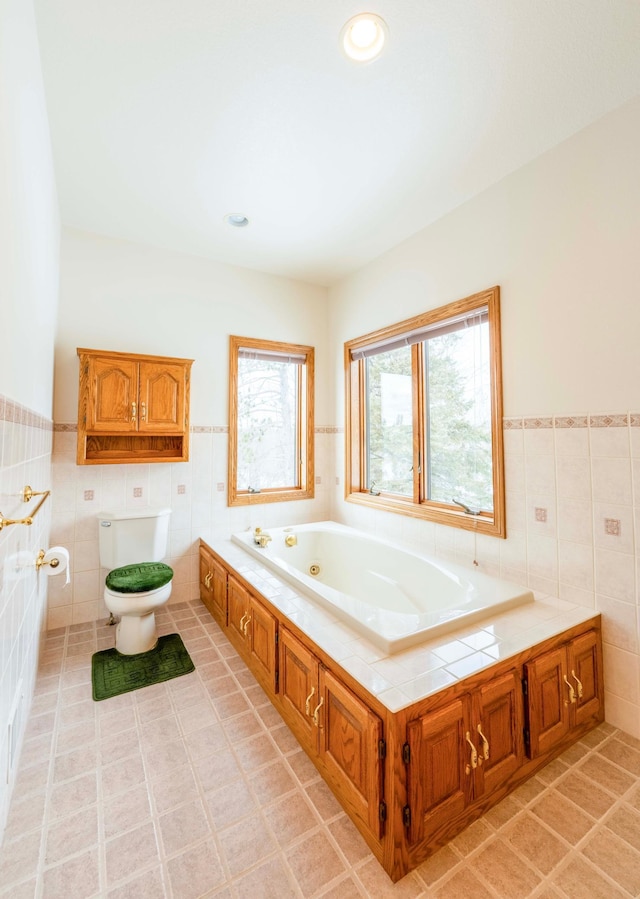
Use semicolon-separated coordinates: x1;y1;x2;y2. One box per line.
228;336;314;506
345;286;505;537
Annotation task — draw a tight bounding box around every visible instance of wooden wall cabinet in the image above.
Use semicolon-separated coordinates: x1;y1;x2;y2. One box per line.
77;348;193;464
198;541;604;882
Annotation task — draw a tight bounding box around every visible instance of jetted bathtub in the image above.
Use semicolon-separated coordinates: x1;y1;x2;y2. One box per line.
232;521;534;653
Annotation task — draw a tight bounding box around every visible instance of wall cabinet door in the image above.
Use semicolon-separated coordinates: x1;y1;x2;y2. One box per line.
138;361;187;433
87;355;139;432
525;629;602;759
199;545;227;626
406;668;523;845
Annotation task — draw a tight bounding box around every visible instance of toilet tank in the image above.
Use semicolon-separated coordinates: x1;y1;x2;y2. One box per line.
97;508;171;569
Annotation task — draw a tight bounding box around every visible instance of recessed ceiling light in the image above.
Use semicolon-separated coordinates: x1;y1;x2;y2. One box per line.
224;213;249;228
340;13;388;63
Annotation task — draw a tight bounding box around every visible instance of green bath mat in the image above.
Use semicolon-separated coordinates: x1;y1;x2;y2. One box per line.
91;633;195;701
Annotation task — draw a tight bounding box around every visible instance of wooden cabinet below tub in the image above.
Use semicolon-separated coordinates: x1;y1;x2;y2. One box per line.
198;540;604;882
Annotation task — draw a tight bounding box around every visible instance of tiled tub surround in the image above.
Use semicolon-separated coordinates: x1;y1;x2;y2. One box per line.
203;537;603;880
0;396;53;839
2;603;638;898
335;412;640;740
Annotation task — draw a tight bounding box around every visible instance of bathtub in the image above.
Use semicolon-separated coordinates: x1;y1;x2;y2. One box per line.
231;521;534;653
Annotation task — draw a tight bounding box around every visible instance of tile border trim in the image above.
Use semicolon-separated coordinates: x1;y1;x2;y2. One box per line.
0;394;53;430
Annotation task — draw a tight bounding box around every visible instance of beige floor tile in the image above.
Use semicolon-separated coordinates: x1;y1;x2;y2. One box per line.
450;817;493;856
597;737;640;776
554;769;618;819
531;791;595;845
105;821;159;886
206;778;257;829
415;844;460;888
222;710;265;743
468;838;543;898
602;803;640;852
248;759;298;805
577;753;636;795
234;732;279;772
354;857;423;897
306;779;344;821
0;830;42;887
434;867;494;899
158;799;210;856
319;874;365;899
103;783;152;839
44;805;98;865
41;848;100;899
150;764;199;814
327;813;372;867
286;830;348;896
49;770;98;819
166;838;225;899
105;866;167;898
218;812;278;877
553;854;629;897
502;812;568;875
263;790;319;847
582;828;640;895
232;855;301;898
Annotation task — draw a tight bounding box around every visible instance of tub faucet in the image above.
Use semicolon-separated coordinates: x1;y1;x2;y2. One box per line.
253;527;272;548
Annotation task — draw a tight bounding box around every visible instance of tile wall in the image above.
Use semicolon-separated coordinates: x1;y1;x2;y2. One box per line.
0;395;53;836
47;427;333;629
335;413;640;739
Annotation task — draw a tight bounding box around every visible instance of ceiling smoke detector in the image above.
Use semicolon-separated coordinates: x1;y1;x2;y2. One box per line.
340;13;388;63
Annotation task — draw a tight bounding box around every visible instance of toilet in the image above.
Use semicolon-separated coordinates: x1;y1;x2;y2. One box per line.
97;508;173;655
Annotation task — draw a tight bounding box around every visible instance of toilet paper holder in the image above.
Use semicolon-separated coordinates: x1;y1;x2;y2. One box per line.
35;549;60;570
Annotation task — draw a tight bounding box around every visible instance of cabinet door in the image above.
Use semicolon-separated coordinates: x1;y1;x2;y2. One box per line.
474;670;523;796
569;630;602;727
227;576;249;647
248;595;278;693
406;698;470;845
87;356;138;432
138;361;186;433
209;557;227;626
199;547;216;617
278;628;318;749
525;646;571;758
318;667;384;840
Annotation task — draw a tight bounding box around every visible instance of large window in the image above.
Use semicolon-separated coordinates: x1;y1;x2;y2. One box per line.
228;336;314;506
345;286;505;537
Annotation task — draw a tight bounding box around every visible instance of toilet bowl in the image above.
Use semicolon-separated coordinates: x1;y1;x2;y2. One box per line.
97;509;173;655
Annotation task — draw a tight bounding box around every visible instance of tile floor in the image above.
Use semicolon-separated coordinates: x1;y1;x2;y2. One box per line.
1;600;640;899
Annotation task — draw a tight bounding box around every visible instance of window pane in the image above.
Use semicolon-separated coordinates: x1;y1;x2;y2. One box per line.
237;356;299;490
365;346;412;496
425;319;493;510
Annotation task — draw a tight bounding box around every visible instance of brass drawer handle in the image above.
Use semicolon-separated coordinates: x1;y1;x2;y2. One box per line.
477;724;490;761
239;612;248;632
131;401;137;422
141;401;147;422
312;696;324;728
204;572;212;588
563;675;576;704
243;615;251;636
305;687;316;717
571;670;584;699
465;732;478;773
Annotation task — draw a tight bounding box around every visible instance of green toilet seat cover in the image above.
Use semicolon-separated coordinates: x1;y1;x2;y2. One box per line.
106;562;173;594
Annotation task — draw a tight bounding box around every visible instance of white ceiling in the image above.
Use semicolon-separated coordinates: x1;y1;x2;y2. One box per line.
34;1;640;286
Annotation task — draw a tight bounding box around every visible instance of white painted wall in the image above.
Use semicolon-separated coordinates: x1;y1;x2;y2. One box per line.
0;0;59;842
49;230;332;627
328;96;640;738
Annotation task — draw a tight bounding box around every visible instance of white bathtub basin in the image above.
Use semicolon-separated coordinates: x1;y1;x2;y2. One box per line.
232;521;534;653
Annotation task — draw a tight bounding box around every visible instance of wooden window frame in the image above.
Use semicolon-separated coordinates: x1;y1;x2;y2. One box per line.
228;335;315;507
344;286;506;537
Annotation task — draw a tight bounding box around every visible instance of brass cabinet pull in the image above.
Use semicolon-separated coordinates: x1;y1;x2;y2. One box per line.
305;687;316;717
312;696;324;728
204;572;212;588
243;615;251;636
141;401;147;422
563;675;576;704
477;724;490;761
571;669;584;699
131;401;137;422
239;612;248;632
465;731;478;774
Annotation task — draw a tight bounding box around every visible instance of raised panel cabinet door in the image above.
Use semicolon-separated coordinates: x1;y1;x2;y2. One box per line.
568;630;602;727
278;628;318;749
248;595;278;692
524;646;571;758
406;698;470;846
317;667;384;840
474;669;524;796
138;361;187;433
210;557;228;626
227;575;249;648
199;547;216;618
87;356;138;432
